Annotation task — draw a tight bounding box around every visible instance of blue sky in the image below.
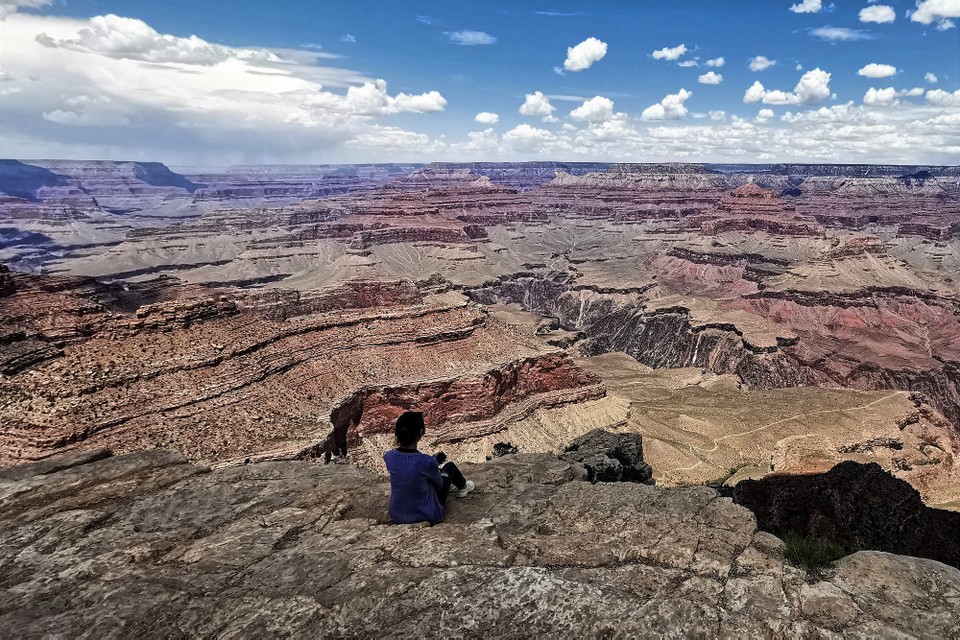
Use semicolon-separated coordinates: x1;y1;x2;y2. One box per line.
1;0;958;164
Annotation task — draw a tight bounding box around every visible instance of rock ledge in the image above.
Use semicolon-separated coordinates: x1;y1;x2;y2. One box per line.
1;449;958;638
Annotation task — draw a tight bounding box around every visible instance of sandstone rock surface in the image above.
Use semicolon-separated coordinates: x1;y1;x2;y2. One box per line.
1;449;958;638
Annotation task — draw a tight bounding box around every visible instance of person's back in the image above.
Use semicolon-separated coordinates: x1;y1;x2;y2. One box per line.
384;448;445;525
383;411;475;525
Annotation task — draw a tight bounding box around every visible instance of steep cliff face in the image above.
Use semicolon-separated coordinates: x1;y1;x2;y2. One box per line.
546;163;729;191
470;273;960;428
470;273;783;365
349;225;475;249
326;352;604;446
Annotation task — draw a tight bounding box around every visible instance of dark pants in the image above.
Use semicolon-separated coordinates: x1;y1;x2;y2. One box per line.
436;461;466;504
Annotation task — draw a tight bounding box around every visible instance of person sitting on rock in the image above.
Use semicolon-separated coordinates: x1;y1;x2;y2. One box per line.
383;411;475;525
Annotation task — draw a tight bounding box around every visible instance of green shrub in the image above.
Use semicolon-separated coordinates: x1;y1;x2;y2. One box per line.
782;531;847;575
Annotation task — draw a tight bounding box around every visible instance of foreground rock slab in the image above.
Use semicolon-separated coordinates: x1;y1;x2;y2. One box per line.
1;450;958;638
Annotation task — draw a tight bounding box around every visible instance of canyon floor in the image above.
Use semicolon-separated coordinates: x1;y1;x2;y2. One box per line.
2;160;960;510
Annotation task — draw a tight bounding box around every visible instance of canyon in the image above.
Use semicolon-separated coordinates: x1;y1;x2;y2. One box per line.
2;159;960;512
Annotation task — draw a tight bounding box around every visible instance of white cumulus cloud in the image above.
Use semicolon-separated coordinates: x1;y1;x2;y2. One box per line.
744;68;832;106
863;87;900;106
474;112;499;125
36;14;284;66
859;5;896;22
0;12;452;164
698;71;723;85
705;57;725;67
299;79;446;116
651;43;687;61
911;0;960;24
864;86;926;106
641;89;692;121
756;108;775;122
519;91;556;117
927;88;960;106
503;123;555;152
790;0;822;13
569;96;619;123
749;55;776;71
563;37;607;72
858;63;897;78
925;72;939;83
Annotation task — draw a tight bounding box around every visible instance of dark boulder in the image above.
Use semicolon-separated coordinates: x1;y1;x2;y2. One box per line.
733;461;960;570
560;429;654;484
489;442;519;458
0;263;14;297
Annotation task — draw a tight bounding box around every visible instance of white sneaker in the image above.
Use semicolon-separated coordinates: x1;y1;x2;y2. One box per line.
454;480;475;498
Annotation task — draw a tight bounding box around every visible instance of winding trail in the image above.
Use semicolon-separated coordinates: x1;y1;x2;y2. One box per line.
660;390;908;478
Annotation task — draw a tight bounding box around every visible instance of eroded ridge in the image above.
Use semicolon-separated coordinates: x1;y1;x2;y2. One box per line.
0;268;602;466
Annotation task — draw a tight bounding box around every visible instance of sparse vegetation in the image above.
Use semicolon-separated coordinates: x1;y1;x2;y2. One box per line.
707;463;749;487
782;531;847;575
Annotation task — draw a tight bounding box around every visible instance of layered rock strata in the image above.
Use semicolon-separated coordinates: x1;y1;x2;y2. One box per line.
4;160;960;505
0;271;601;466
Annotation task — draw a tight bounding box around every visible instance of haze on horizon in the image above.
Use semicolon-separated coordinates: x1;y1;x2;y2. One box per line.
0;0;958;166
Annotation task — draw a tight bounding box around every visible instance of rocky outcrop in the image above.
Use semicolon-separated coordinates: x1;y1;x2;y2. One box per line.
1;448;958;638
686;182;827;237
897;221;960;241
734;461;960;569
698;216;823;237
0;263;14;297
325;353;604;447
717;182;790;213
560;429;654;484
235;279;423;320
349;225;475;249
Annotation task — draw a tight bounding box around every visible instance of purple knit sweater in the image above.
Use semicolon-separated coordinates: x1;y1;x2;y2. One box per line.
384;448;445;525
